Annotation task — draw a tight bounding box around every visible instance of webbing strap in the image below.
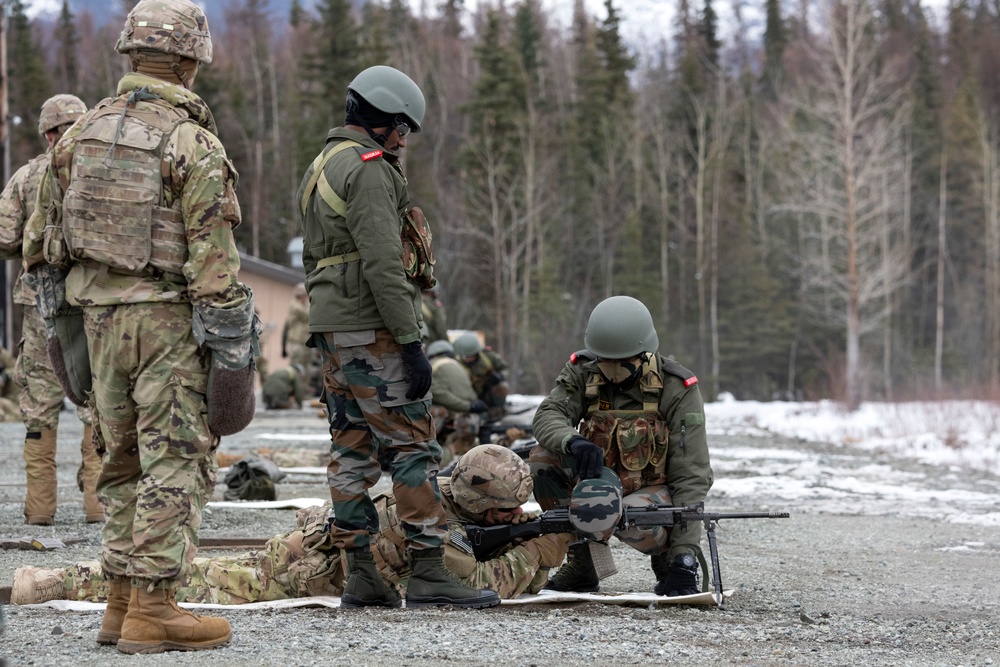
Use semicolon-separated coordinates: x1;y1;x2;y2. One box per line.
299;140;363;216
316;251;361;268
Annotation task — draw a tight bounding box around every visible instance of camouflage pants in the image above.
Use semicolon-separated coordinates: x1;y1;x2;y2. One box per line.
315;329;446;551
529;445;673;554
83;302;217;586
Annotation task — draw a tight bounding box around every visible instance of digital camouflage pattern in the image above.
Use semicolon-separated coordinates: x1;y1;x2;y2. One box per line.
115;0;213;64
21;72;245;588
60;474;550;603
314;328;447;552
0;154;47;305
569;467;623;542
37;94;87;135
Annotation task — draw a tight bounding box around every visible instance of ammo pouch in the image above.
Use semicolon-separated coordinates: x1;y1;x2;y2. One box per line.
24;265;92;406
401;206;436;290
223;455;287;501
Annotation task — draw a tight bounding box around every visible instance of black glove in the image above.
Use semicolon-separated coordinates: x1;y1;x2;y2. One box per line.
485;370;504;388
468;399;489;414
400;341;432;400
567;435;604;479
655;553;700;597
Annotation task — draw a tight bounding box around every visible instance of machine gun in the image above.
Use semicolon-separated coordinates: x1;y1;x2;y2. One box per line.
465;475;789;607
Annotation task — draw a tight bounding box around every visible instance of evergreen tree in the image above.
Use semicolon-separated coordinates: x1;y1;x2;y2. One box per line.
54;0;80;94
761;0;787;95
7;0;52;165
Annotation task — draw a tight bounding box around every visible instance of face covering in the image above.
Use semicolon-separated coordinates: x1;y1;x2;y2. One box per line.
597;357;643;384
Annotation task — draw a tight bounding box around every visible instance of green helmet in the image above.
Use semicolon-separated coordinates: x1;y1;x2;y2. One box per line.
426;340;454;358
453;333;482;358
38;94;87;136
584;296;659;359
116;0;213;64
348;65;425;133
450;444;533;512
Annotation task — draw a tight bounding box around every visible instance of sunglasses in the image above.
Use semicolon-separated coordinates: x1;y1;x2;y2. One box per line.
393;116;411;138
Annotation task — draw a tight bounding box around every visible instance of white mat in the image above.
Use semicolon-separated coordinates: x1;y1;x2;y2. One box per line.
206;498;327;509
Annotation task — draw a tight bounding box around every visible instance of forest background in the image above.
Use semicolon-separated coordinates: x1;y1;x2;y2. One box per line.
4;0;999;409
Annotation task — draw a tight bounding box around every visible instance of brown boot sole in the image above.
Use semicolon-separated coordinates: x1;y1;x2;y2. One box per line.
116;632;232;654
96;630;121;645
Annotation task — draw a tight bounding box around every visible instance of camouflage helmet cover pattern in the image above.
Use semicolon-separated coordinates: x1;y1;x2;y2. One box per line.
348;65;426;132
450;444;532;512
584;295;659;359
569;467;623;542
38;94;88;135
453;332;482;358
426;340;455;358
116;0;213;64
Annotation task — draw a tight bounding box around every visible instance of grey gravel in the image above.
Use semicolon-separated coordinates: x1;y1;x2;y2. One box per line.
1;406;999;666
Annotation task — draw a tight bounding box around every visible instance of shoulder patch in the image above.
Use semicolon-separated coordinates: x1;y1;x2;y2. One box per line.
663;359;698;387
449;528;474;555
353;145;383;162
570;349;596;365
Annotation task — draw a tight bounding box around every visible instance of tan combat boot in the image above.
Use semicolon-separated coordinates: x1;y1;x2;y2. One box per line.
24;429;58;525
78;424;105;523
10;566;67;605
116;584;232;654
97;578;132;645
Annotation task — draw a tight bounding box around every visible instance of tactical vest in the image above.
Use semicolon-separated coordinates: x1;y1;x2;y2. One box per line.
61;96;191;278
579;355;669;496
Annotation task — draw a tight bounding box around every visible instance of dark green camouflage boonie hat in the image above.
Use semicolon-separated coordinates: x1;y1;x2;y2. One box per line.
116;0;213;64
569;467;623;541
38;94;87;135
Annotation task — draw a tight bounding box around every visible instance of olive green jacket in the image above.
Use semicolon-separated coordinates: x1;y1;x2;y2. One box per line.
296;128;422;344
532;351;714;556
430;355;479;413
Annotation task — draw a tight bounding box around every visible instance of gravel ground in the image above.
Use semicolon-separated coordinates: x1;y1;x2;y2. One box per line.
1;406;999;666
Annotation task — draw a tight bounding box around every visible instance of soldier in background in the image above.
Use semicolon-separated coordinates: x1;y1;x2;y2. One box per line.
0;347;21;422
0;94;103;525
453;332;510;421
421;284;448;345
426;340;489;461
296;64;497;610
22;0;257;653
262;364;305;410
281;283;312;373
531;296;713;597
12;445;573;604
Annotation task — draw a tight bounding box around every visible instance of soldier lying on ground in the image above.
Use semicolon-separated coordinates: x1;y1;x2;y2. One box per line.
11;445;573;607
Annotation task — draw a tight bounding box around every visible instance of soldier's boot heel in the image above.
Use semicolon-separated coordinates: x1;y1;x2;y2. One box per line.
97;578;131;645
544;542;600;593
404;547;500;609
116;585;231;654
340;548;402;609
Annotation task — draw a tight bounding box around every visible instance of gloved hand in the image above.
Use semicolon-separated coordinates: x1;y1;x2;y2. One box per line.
568;435;604;479
468;399;489;413
485;370;504;388
656;553;700;597
525;532;574;568
400;341;432;400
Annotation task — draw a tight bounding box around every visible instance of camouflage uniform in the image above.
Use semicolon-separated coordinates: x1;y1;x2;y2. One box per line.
429;354;482;458
59;476;550;603
531;352;714;561
23;72;246;586
462;348;510;418
0;347;20;419
262;365;305;409
282;295;312;371
297;123;445;553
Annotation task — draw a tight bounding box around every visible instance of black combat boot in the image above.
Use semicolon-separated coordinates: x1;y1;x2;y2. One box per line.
341;548;402;609
405;547;500;609
654;553;700;596
544;542;600;593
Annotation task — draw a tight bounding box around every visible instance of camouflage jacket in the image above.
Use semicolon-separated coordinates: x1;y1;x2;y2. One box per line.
464;348;509;397
23;73;245;312
532;351;714;554
430;355;479;413
282;298;310;350
0;153;47;305
296;128;422;344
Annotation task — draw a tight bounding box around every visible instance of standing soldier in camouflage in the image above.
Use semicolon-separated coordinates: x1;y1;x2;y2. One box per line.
426;340;489;460
454;332;510;420
531;296;714;597
281;282;313;375
14;445;573;605
296;65;498;609
22;0;257;654
0;94;103;525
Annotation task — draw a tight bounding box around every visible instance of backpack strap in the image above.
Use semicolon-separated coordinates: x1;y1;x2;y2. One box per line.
299;140;376;217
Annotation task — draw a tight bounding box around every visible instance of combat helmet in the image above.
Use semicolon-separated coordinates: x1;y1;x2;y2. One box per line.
453;333;482;359
347;65;425;133
584;296;659;359
451;445;532;513
37;94;87;136
426;340;455;359
116;0;213;64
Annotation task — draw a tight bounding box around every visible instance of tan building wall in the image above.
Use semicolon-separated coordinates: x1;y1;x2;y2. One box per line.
237;252;305;387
